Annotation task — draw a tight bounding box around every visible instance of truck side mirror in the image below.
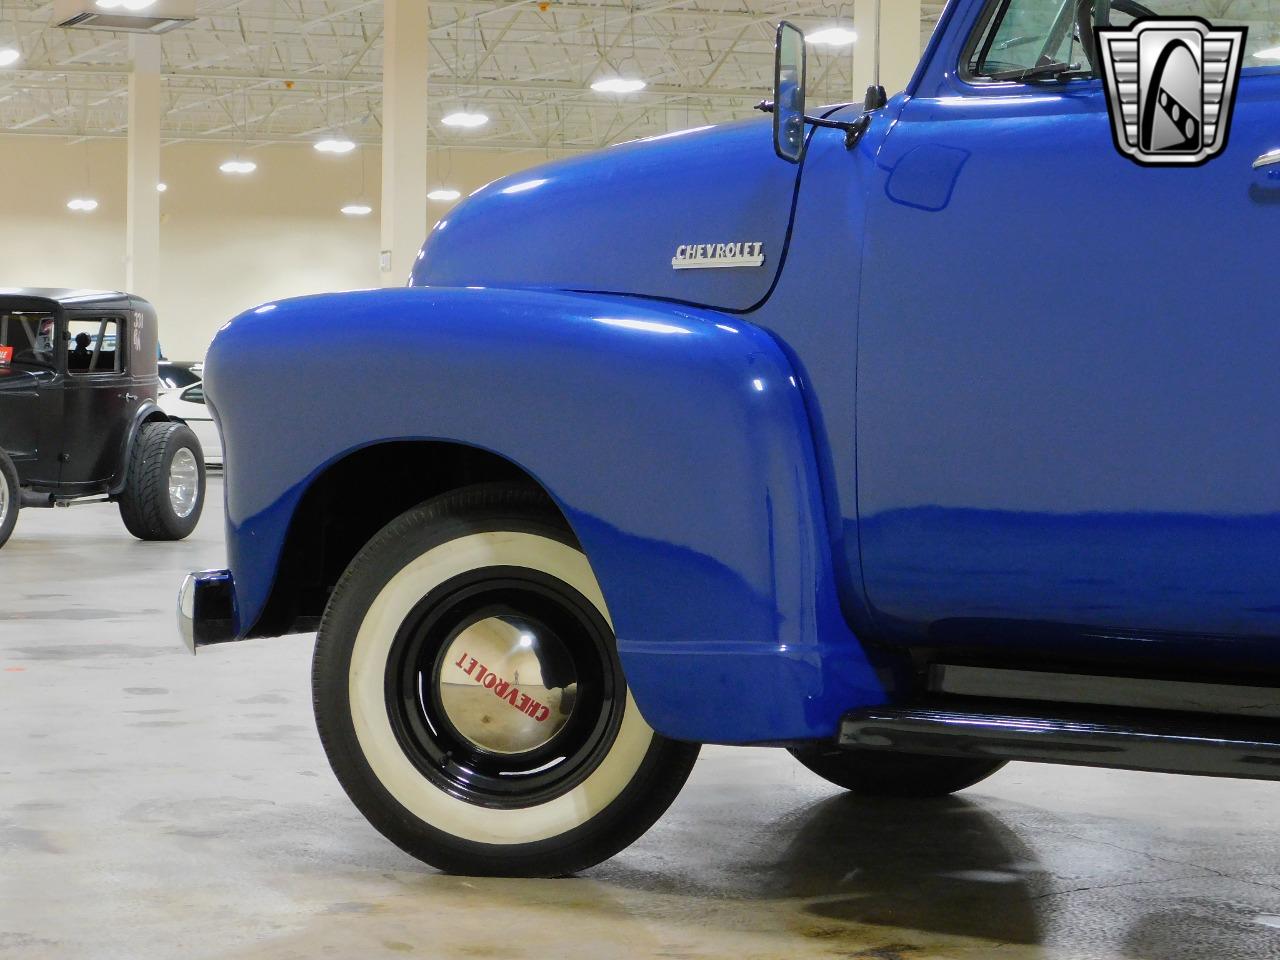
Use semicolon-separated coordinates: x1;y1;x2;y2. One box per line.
773;21;807;163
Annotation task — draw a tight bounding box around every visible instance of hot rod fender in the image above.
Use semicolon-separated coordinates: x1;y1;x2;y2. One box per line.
108;400;169;497
204;287;888;744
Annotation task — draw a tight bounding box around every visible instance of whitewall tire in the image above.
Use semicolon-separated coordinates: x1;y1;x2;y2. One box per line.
312;483;699;876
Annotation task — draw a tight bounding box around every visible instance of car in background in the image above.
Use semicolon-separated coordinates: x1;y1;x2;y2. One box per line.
0;289;205;550
158;360;203;393
158;381;222;466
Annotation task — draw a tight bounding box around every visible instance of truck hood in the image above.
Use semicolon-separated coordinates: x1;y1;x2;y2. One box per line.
411;116;801;312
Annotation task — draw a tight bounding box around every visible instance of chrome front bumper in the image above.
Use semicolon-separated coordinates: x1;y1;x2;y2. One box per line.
177;569;238;655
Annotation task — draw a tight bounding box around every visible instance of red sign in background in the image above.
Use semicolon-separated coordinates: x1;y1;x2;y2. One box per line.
0;346;13;366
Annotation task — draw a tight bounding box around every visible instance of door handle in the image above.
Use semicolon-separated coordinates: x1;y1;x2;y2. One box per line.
1253;149;1280;170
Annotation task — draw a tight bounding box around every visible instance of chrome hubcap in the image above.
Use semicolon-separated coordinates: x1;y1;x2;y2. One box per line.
438;615;577;755
168;448;199;518
0;466;9;530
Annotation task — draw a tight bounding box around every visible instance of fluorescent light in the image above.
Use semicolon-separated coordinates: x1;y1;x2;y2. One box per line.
315;138;356;154
442;110;489;128
427;188;461;202
97;0;159;8
219;159;256;174
67;198;99;212
0;47;19;67
591;77;647;94
1254;45;1280;59
156;182;167;192
807;26;857;47
340;203;373;216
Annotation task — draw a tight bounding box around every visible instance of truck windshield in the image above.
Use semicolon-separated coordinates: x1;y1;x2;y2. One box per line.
0;310;56;369
971;0;1280;81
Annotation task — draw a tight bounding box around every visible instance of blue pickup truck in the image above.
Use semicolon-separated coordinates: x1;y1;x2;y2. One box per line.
180;0;1280;877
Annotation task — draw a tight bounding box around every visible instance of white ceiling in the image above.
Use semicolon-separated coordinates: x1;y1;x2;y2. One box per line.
0;1;946;152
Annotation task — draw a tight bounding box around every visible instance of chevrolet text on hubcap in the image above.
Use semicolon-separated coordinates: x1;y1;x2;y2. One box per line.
168;448;199;518
437;614;577;755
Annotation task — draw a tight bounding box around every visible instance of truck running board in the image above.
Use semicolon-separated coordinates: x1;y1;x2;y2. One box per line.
839;702;1280;781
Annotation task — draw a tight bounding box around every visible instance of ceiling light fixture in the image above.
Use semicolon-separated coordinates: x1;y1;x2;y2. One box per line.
427;188;461;202
0;47;19;67
340;203;372;216
315;138;356;154
590;77;647;94
442;110;489;129
219;159;256;174
156;182;167;192
67;198;99;212
96;0;160;9
807;26;857;47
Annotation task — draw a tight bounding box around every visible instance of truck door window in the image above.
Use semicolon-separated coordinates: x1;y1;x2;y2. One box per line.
0;311;56;369
67;318;124;375
974;0;1079;76
970;0;1280;80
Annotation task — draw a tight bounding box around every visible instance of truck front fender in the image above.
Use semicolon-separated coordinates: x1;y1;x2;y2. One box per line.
206;287;886;743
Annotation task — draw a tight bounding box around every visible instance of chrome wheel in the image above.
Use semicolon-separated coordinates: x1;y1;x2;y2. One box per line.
0;465;10;532
168;447;199;519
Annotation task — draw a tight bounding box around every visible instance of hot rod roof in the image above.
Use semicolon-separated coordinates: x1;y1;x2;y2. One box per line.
0;288;134;309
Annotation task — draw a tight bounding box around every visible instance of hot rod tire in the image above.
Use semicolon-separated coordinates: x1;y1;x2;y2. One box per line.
312;483;700;877
0;450;19;550
118;421;206;541
788;746;1005;798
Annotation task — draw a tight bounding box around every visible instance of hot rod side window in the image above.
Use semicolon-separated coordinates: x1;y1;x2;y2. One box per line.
0;311;56;369
66;318;124;375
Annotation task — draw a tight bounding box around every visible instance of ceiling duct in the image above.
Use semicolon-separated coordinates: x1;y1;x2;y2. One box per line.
53;0;196;34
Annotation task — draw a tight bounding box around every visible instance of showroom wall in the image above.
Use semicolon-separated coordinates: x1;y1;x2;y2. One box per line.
0;137;554;360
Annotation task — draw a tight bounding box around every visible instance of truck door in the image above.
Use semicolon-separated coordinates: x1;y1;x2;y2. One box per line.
59;314;135;489
856;0;1280;661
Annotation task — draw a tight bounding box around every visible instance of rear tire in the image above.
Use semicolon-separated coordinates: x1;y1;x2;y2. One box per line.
313;482;700;877
789;746;1005;798
0;450;19;550
118;422;205;541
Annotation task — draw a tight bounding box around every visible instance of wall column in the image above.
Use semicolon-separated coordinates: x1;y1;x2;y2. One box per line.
380;0;430;286
125;34;161;300
853;0;923;99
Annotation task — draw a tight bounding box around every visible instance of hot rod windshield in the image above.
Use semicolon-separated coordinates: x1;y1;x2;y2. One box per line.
0;310;56;369
970;0;1280;81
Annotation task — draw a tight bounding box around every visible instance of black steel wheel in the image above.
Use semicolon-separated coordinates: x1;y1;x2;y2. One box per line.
312;483;700;877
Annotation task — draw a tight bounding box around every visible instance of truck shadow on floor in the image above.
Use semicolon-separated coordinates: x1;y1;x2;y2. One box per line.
600;790;1280;959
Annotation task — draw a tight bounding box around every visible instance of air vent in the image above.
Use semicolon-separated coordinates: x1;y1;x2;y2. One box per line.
53;0;196;34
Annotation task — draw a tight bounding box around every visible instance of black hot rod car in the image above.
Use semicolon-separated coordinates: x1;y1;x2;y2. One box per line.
0;289;205;549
